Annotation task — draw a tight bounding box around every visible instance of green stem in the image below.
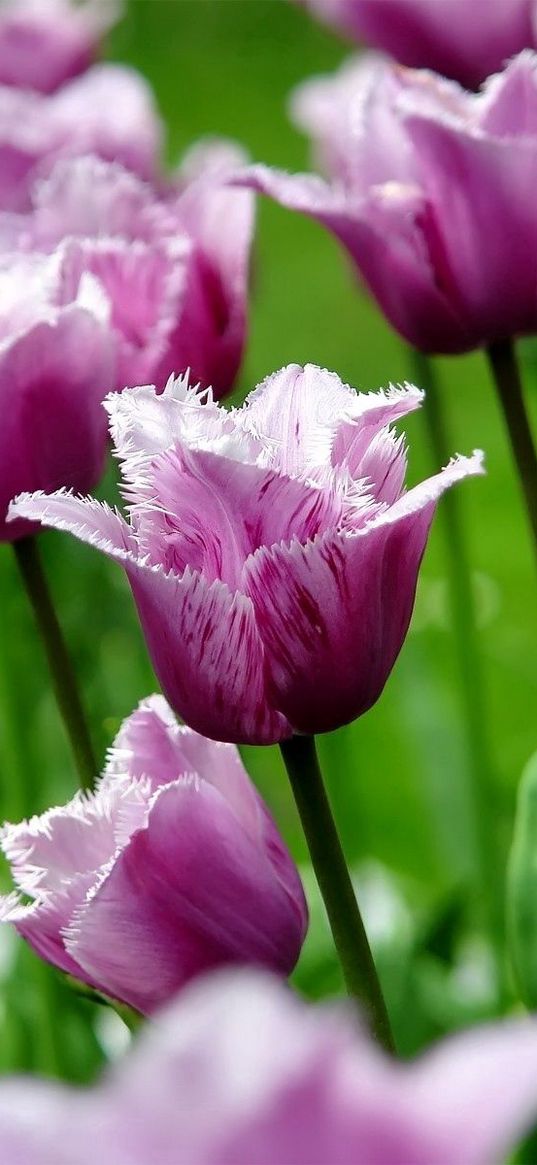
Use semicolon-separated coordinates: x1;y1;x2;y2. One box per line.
13;536;96;792
487;339;537;566
412;351;504;963
280;735;394;1053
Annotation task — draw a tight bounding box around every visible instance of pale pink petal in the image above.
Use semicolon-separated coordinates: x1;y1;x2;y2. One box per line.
29;155;161;246
104;377;232;492
59;236;190;390
51;63;163;183
0;1078;76;1165
290;55;415;192
134;443;342;587
67;779;306;1014
7;489;136;556
0;793;117;896
332;381;423;472
352;428;408;506
245;453;483;734
407;1019;537;1164
101;693;262;835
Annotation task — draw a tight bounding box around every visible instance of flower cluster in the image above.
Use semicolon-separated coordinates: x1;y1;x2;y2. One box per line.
2;1;537;1163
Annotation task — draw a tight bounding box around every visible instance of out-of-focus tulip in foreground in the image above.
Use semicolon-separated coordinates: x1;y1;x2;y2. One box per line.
2;969;537;1164
0;243;115;542
0;696;307;1013
297;0;536;90
237;51;537;355
0;0;121;94
10;364;483;742
0;147;254;396
0;694;305;1015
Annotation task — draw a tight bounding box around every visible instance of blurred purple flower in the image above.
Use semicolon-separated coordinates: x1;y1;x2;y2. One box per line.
0;0;121;94
1;147;254;395
0;697;307;1013
0;62;162;210
236;51;537;355
297;0;535;89
3;969;537;1163
0;243;115;542
10;364;483;741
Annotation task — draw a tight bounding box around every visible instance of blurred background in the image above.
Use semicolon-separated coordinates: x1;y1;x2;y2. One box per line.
1;0;537;1078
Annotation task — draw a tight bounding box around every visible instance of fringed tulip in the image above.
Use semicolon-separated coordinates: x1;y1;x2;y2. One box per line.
3;970;537;1163
0;244;115;542
297;0;535;89
0;63;162;210
236;51;537;355
10;364;483;742
0;698;307;1012
0;0;121;94
0;149;254;394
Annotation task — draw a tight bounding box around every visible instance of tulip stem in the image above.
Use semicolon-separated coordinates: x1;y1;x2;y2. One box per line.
412;351;504;965
280;735;395;1053
487;339;537;566
13;536;96;792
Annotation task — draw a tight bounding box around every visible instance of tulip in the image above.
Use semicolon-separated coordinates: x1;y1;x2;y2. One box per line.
3;970;537;1164
0;0;122;94
297;0;535;90
1;148;254;395
0;243;115;542
236;50;537;357
0;698;307;1013
9;364;483;743
0;62;162;210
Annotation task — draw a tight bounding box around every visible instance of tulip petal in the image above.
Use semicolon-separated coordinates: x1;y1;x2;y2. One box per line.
134;443;342;587
51;64;163;183
235;165;471;352
7;489;289;743
102;694;263;836
126;563;290;744
1;793;118;896
404;99;537;341
0;877;94;981
7;489;136;556
245;452;483;733
0;307;115;542
67;779;305;1013
410;1019;537;1165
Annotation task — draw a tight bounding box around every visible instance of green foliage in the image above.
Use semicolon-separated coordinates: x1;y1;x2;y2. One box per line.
508;753;537;1009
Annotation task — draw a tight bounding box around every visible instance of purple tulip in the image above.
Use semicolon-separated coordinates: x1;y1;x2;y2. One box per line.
3;969;537;1164
0;244;115;542
0;62;162;210
10;364;483;742
1;148;254;395
236;51;537;355
0;697;307;1013
0;0;121;94
297;0;535;89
